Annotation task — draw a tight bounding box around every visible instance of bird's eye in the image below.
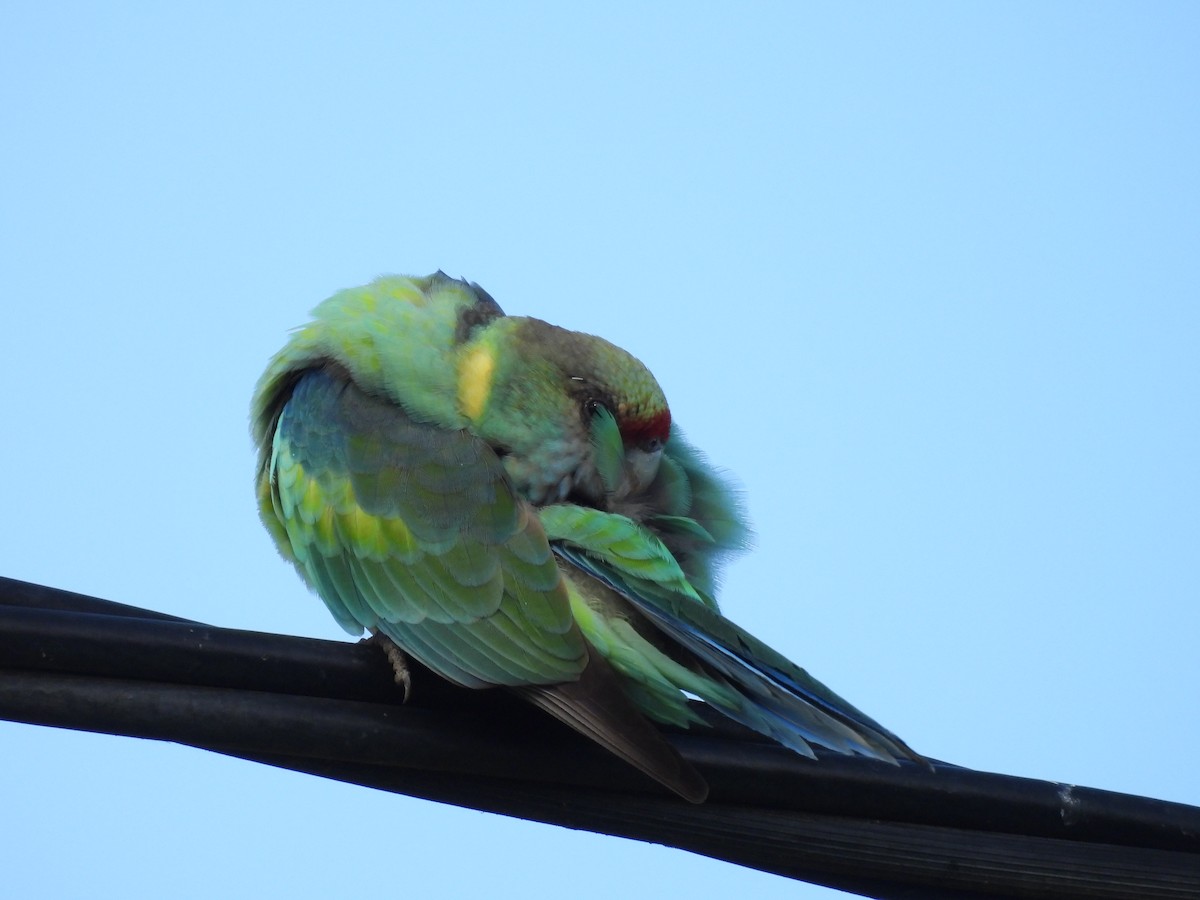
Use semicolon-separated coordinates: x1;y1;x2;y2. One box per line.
583;398;608;418
641;436;664;454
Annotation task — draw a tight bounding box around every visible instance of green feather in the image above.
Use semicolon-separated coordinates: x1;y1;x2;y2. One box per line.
588;406;624;495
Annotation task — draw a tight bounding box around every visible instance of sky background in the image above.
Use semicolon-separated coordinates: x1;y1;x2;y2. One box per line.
3;4;1198;898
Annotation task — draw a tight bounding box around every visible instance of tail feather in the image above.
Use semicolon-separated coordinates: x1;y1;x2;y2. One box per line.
635;597;923;765
516;650;709;803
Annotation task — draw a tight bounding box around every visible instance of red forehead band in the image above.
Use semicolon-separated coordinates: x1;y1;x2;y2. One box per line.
620;407;671;446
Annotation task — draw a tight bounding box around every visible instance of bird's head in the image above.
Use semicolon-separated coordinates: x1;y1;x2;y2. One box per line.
459;317;670;508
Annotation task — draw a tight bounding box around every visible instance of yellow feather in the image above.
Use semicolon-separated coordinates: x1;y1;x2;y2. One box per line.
339;507;386;560
457;343;495;421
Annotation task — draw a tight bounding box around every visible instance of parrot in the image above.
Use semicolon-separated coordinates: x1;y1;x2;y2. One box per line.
252;272;923;803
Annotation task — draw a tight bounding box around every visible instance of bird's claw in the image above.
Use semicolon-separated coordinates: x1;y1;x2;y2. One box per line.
366;631;413;702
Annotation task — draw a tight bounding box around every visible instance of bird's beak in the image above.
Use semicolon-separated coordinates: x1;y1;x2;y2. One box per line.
620;447;663;498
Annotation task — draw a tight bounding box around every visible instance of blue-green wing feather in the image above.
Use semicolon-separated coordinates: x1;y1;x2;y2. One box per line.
542;503;923;765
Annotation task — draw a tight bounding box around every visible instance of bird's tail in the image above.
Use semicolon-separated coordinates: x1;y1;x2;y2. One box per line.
516;648;709;803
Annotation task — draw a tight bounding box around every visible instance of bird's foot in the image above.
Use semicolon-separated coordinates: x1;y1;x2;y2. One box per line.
366;631;413;701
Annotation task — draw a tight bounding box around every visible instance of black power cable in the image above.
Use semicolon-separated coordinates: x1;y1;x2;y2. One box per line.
2;576;1197;899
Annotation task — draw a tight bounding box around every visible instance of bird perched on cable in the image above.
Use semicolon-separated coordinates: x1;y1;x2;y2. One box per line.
252;272;923;802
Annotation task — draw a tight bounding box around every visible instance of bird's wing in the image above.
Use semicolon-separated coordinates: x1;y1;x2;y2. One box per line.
263;365;584;686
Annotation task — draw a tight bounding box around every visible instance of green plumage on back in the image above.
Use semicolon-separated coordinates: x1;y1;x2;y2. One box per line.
253;271;923;803
253;273;496;445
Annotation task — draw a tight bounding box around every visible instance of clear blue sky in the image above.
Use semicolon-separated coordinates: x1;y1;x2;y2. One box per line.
3;4;1197;898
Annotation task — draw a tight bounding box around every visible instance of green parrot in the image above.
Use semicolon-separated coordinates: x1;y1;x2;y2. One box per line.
252;272;922;802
